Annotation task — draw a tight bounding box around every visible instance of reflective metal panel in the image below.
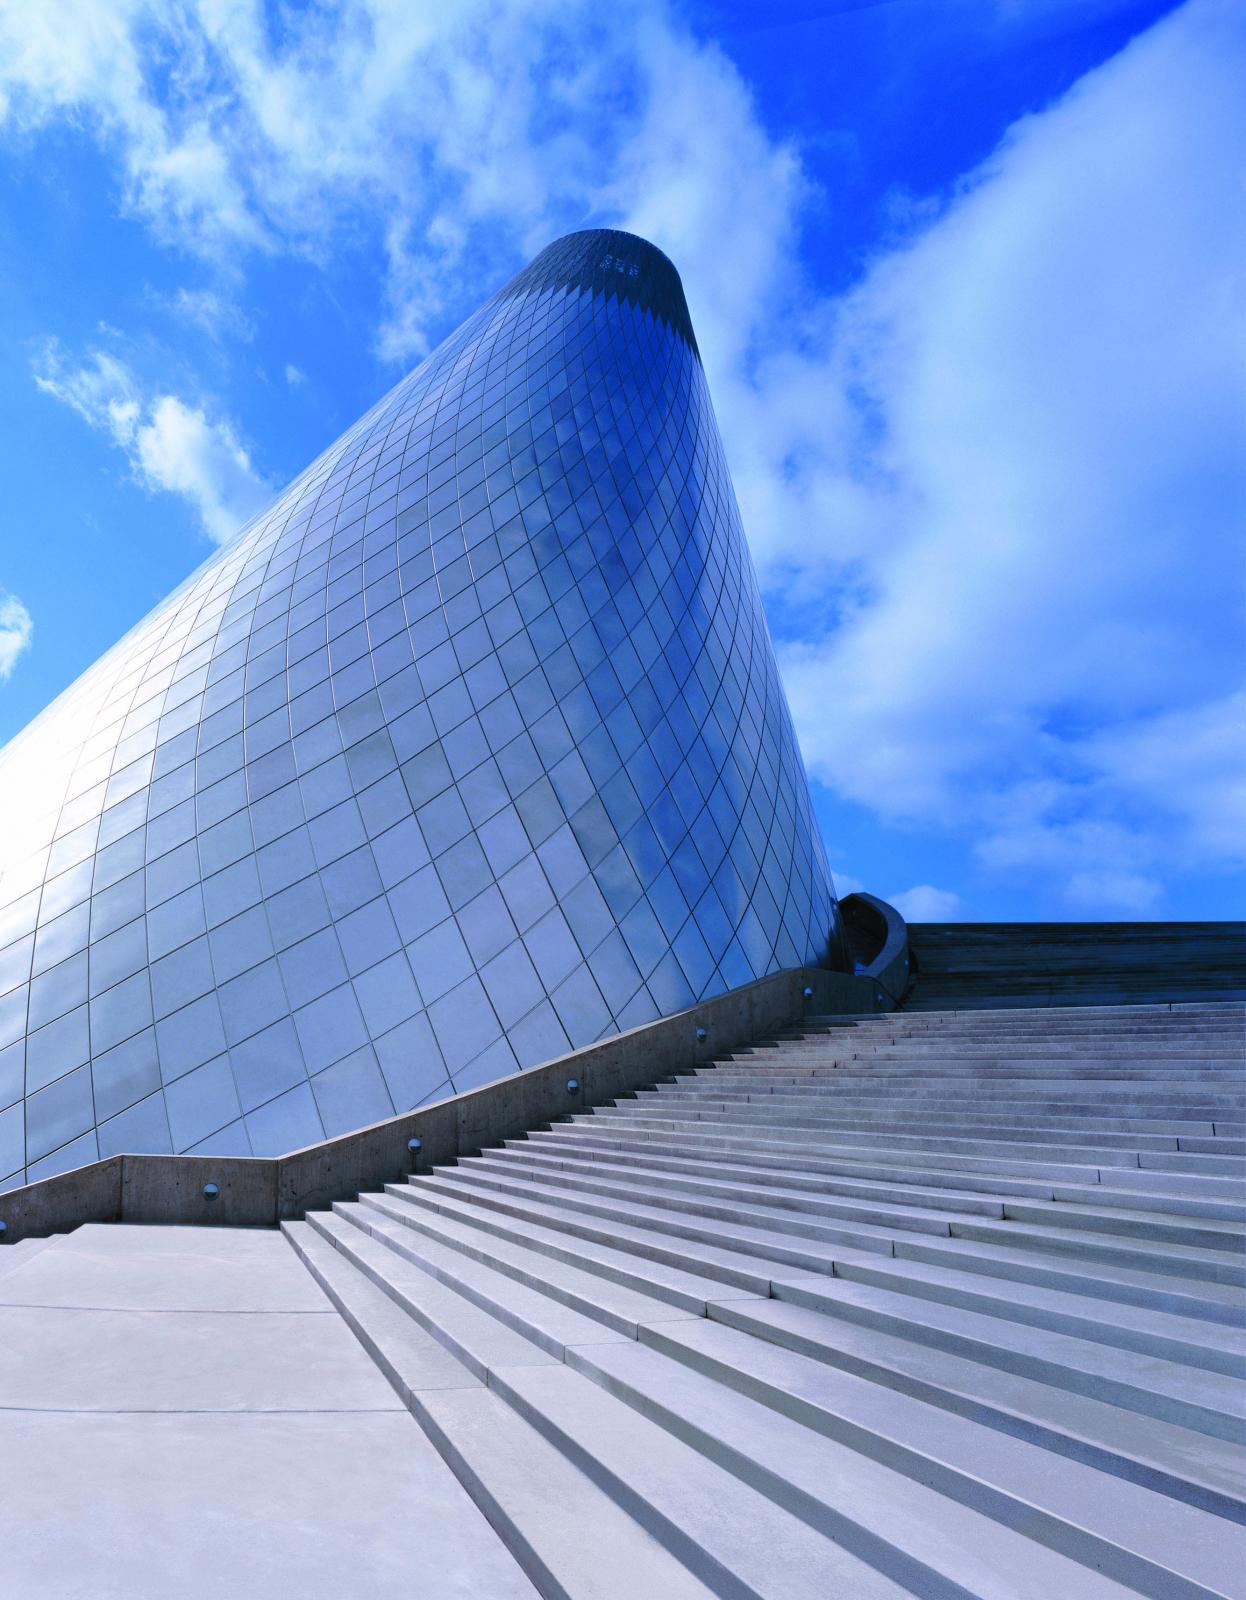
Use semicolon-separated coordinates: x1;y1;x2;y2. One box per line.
0;229;839;1187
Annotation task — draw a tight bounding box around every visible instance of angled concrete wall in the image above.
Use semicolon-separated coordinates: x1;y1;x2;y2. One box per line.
0;957;898;1243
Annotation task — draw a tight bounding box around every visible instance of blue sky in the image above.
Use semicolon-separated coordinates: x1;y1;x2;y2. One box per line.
0;0;1241;922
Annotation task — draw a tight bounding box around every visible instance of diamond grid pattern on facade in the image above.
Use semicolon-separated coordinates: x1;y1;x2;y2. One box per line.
0;229;838;1189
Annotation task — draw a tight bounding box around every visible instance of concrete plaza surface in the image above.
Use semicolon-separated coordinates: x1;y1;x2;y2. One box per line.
0;1223;537;1599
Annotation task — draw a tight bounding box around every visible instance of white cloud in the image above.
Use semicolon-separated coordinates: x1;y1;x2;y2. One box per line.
34;345;270;545
283;363;305;387
0;593;33;681
2;0;1242;914
887;885;964;923
775;0;1246;912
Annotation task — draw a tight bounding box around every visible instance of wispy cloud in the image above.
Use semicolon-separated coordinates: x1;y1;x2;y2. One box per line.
33;344;270;545
0;593;33;681
168;287;255;343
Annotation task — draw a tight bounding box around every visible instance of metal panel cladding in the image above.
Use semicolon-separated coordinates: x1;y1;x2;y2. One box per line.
0;230;839;1189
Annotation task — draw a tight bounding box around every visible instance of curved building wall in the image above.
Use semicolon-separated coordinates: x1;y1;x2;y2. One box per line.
0;230;837;1190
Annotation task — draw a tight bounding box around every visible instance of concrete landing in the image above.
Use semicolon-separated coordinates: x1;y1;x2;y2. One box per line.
0;1223;536;1599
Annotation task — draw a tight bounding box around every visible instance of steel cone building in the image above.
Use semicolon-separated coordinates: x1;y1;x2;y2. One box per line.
0;230;837;1191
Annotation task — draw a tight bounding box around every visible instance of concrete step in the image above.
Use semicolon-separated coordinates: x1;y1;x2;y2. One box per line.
473;1148;1246;1294
398;1165;1245;1381
306;1207;573;1375
817;1033;1246;1050
659;1087;1246;1133
281;1216;488;1394
691;1072;1246;1101
809;1002;1246;1019
1004;1196;1246;1252
279;1223;731;1598
686;1077;1246;1105
328;1201;665;1355
501;1136;1015;1218
639;1092;1246;1149
805;1023;1246;1038
445;1157;1245;1324
531;1122;1246;1211
556;1337;1149;1599
1097;1165;1246;1203
690;1063;1246;1083
510;1135;1246;1245
768;1274;1246;1442
628;1315;1245;1597
0;1236;56;1280
478;1148;987;1236
291;1218;983;1595
780;1049;1236;1064
486;1358;919;1599
836;999;1246;1017
370;1182;774;1305
585;1105;1246;1173
284;986;1244;1598
776;1253;1246;1377
705;1294;1246;1524
683;1064;1246;1091
390;1173;856;1292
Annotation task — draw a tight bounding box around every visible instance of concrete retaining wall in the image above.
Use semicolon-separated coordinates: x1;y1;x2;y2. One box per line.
0;947;902;1244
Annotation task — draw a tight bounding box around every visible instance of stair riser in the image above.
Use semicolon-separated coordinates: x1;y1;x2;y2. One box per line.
414;1171;887;1278
388;1183;774;1303
403;1389;594;1600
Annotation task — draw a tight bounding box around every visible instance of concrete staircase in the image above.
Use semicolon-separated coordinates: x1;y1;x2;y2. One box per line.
284;1000;1246;1599
905;921;1246;1010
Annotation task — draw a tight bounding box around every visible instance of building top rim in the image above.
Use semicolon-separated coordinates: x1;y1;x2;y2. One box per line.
496;227;700;360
